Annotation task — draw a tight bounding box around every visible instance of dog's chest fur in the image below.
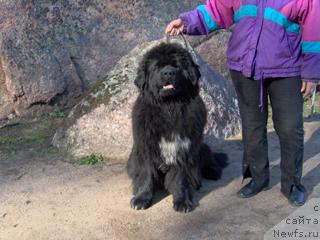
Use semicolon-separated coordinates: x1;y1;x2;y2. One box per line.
159;135;191;165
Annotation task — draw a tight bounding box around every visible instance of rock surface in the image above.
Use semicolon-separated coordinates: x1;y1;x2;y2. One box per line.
0;0;203;120
196;30;232;82
52;38;241;161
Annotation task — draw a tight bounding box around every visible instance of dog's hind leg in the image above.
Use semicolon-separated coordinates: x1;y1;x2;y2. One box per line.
200;143;228;180
164;168;194;213
130;170;154;210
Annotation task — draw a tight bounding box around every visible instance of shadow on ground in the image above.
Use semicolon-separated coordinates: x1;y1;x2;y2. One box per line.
150;126;320;211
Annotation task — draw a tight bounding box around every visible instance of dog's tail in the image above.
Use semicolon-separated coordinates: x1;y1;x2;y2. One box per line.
200;143;228;180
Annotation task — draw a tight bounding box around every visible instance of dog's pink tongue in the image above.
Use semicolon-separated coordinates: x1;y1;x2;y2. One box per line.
163;84;174;90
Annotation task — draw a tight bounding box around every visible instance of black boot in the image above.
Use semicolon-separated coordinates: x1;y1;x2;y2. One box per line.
282;185;307;206
237;179;270;198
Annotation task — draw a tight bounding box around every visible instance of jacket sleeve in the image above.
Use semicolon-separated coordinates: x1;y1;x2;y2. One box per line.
179;0;235;35
296;0;320;83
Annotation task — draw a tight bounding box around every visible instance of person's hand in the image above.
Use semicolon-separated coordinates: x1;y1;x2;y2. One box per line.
301;80;318;98
165;19;184;36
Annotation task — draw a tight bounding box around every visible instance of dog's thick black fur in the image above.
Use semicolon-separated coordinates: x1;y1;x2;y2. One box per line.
127;43;228;213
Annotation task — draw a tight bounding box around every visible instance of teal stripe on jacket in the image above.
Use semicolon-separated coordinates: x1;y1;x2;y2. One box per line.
302;42;320;53
196;5;219;31
234;5;258;23
264;8;300;33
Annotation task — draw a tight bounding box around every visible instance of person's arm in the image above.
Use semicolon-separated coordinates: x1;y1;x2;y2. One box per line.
166;0;235;36
295;0;320;96
180;0;235;35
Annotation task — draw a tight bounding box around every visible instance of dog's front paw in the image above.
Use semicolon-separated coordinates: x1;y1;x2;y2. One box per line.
173;198;194;213
130;196;152;210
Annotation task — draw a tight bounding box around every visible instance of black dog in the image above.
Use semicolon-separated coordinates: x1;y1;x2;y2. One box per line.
127;43;228;213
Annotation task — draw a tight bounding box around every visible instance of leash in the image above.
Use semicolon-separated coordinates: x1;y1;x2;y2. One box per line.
165;33;198;60
165;33;188;46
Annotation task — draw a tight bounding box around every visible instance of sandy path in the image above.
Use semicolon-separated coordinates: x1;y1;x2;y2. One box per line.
0;121;319;240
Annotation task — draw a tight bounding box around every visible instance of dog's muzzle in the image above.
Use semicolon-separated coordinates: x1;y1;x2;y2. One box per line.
160;66;179;91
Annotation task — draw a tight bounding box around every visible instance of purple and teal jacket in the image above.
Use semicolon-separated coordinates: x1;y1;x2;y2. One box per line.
179;0;320;83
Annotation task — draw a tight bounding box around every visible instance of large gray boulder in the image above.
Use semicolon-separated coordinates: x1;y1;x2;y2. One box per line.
0;0;203;120
196;30;232;82
52;38;241;161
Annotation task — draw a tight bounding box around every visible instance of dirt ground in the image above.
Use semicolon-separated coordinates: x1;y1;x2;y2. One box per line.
0;117;319;240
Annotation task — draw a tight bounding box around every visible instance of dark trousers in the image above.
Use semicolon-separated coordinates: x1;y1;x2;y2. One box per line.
230;70;304;197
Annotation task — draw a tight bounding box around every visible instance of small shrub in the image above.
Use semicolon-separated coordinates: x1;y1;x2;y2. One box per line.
49;104;65;118
79;154;104;165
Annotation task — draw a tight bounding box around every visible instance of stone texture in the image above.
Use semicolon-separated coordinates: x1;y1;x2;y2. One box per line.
196;30;232;82
0;0;204;120
52;38;241;161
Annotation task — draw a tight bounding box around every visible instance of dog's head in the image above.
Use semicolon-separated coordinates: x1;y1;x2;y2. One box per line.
135;43;201;102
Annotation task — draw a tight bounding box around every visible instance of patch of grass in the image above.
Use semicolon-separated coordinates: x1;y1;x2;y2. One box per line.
0;133;47;146
49;104;65;118
78;154;104;165
314;106;320;113
0;132;48;154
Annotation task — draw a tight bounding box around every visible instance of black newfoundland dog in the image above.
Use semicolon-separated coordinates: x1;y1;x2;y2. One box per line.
127;42;228;213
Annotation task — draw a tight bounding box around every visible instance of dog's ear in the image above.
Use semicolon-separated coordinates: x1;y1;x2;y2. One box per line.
134;60;147;90
189;64;201;86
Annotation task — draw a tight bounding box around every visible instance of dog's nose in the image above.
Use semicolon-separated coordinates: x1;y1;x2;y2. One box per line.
161;66;177;79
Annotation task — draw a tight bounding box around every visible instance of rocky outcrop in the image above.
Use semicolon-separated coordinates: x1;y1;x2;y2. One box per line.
52;38;241;161
0;0;203;120
196;30;232;82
